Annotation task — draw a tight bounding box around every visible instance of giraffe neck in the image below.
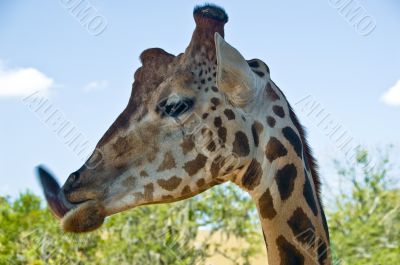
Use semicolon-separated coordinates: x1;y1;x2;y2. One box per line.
250;166;330;265
236;81;331;265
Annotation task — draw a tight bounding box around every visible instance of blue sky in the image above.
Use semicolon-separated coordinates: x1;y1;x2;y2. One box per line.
0;1;399;201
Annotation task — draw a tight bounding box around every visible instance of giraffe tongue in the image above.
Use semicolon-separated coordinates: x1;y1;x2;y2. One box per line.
36;166;71;219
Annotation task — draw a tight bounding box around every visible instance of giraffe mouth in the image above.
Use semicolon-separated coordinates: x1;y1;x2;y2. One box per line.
37;166;106;232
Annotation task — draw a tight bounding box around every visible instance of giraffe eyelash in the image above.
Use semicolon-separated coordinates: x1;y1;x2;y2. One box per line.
156;97;195;118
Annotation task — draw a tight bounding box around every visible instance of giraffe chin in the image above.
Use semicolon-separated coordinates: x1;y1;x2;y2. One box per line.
61;200;106;233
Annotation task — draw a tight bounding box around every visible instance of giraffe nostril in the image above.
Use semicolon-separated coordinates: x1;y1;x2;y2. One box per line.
70;174;76;182
65;172;80;189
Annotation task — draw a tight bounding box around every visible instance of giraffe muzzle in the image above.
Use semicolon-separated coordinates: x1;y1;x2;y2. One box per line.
36;165;106;232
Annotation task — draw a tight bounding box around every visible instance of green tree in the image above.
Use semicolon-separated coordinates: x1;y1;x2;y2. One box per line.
0;184;262;265
329;149;400;265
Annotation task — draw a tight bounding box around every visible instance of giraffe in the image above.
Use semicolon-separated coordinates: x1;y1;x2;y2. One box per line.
38;4;331;265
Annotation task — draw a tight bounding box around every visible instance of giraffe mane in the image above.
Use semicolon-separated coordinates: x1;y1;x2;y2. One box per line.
272;81;321;199
288;103;321;198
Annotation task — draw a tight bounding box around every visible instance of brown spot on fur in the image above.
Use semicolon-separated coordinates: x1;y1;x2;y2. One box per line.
183;154;207;176
232;131;250;157
265;137;288;162
211;86;218;92
282;126;302;158
113;136;132;158
181;185;191;195
259;189;277;219
211;97;220;105
162;195;174;200
207;140;216;152
251;121;264;147
140;170;149;177
214;116;222;127
273;105;285;118
266;82;280;101
223;109;235;120
122;176;136;187
287;207;315;246
276;235;305;265
276;164;297;201
133;192;144;201
210;155;222;177
157;151;176;172
317;239;328;265
267;116;276;127
196;178;206;187
242;159;262;190
181;136;195;155
210;97;220;110
133;124;160;162
157;176;182;191
202;113;209;119
144;183;154;200
217;127;227;143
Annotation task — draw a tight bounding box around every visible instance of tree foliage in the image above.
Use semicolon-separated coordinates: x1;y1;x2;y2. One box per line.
0;184;262;265
329;149;400;265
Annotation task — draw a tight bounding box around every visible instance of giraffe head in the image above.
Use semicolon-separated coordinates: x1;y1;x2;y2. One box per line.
40;4;271;233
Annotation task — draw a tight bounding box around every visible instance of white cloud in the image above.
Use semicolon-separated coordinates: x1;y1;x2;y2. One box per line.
0;62;53;98
83;80;108;93
381;80;400;106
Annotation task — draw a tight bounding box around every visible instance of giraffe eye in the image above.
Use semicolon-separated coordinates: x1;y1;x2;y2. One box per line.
156;97;195;118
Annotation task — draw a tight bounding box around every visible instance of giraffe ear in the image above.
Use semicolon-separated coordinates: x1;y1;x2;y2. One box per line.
215;33;265;106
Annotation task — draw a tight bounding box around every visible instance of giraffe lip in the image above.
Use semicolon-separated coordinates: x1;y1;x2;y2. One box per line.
64;191;94;205
68;198;91;205
61;199;106;233
36;165;74;219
